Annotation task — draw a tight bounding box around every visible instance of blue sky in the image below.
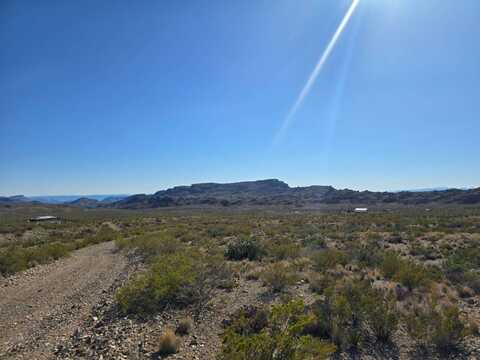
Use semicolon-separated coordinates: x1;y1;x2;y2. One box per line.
1;0;479;196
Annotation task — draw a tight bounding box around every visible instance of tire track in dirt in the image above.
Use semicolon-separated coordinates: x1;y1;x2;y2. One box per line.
0;241;127;359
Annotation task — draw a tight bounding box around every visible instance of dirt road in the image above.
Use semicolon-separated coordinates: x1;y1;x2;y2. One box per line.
0;241;127;359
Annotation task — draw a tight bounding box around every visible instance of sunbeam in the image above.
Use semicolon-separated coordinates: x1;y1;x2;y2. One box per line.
273;0;360;144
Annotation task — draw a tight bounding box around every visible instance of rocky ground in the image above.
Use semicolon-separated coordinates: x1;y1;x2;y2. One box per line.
0;241;131;359
1;241;479;359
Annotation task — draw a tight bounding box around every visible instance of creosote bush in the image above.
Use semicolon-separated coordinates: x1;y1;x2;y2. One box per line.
380;252;432;290
225;237;263;261
116;250;232;315
116;252;196;315
220;299;336;360
310;279;399;349
260;262;297;292
0;242;70;275
445;246;480;294
312;249;349;272
405;299;466;354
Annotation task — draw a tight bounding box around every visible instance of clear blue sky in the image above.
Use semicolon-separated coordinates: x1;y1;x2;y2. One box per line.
1;0;479;196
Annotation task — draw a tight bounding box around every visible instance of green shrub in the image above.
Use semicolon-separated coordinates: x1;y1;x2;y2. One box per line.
123;232;183;259
116;250;232;315
0;242;71;275
0;247;29;274
302;234;326;248
405;301;466;354
310;279;399;349
311;280;366;350
116;252;197;314
393;261;430;291
268;241;301;260
225;237;263;261
220;299;336;360
380;252;431;290
350;243;382;268
362;291;398;342
261;262;297;292
445;246;480;293
308;273;336;295
312;249;349;272
380;252;404;279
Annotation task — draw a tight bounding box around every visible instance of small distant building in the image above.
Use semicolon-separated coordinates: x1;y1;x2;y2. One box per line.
29;215;59;222
354;208;368;213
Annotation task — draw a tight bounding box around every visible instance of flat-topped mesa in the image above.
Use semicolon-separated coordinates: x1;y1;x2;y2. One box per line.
110;180;480;209
157;179;291;197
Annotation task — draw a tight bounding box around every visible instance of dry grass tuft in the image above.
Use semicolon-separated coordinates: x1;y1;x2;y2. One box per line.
158;328;180;356
176;317;192;336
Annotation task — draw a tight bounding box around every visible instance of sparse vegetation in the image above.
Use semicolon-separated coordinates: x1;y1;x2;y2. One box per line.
0;219;122;275
2;204;479;358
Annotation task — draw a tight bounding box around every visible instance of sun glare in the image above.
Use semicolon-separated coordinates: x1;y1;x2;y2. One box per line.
273;0;360;145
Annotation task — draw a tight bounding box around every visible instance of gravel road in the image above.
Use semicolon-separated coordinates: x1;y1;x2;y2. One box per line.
0;241;127;359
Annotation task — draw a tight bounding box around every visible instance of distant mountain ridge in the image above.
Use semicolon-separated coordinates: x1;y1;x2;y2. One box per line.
3;180;479;208
112;179;480;209
0;194;129;204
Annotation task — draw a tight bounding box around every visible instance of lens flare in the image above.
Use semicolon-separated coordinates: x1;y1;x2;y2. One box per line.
273;0;360;144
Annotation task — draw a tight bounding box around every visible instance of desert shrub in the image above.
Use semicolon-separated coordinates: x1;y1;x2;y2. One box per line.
444;246;480;293
0;247;29;274
126;232;184;259
116;250;232;315
410;243;438;260
302;233;326;248
308;273;336;295
310;280;366;350
464;272;480;294
267;240;301;260
0;242;71;275
405;301;466;354
176;317;192;335
380;252;431;290
116;252;197;314
188;252;235;313
220;299;336;360
114;236;131;250
93;224;119;242
393;261;430;291
312;249;349;272
310;279;399;349
362;291;398;342
380;252;404;279
225;237;263;261
158;328;180;356
260;262;298;292
350;243;382;268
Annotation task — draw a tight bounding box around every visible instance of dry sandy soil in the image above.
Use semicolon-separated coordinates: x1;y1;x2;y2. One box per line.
0;241;128;359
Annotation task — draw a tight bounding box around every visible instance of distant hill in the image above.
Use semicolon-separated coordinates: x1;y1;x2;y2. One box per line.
0;195;31;203
112;179;480;209
393;187;471;193
3;182;479;209
67;197;100;208
67;195;127;208
28;194;129;204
